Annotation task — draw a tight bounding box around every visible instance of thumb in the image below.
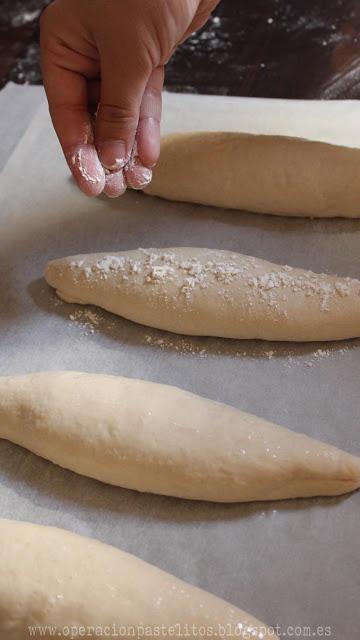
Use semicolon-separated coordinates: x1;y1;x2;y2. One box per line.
96;52;152;172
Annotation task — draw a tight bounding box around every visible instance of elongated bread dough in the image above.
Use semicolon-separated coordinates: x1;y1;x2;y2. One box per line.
145;131;360;217
0;519;275;639
45;247;360;342
1;371;359;502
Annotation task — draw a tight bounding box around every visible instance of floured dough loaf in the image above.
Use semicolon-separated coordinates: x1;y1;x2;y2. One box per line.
0;519;276;639
45;247;360;342
145;131;360;217
1;371;359;502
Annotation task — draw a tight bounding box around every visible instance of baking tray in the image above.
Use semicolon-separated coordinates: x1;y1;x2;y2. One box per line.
0;88;359;637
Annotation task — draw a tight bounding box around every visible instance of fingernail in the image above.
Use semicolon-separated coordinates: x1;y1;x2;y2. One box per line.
103;170;127;198
125;159;152;190
97;140;127;171
67;144;105;197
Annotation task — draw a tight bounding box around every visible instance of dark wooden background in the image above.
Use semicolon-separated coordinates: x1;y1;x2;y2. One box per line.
1;0;360;98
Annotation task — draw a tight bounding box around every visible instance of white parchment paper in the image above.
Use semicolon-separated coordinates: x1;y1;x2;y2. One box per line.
0;82;44;171
0;88;359;637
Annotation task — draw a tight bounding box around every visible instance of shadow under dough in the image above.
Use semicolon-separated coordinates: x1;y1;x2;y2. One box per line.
28;277;360;361
0;440;348;528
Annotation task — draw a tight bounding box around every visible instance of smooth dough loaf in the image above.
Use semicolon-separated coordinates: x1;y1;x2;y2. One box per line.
0;519;276;639
0;371;359;503
45;247;360;342
145;131;360;217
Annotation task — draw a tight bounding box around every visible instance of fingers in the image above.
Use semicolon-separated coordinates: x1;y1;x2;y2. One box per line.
103;170;127;198
136;66;164;167
95;49;152;172
41;8;165;199
41;56;105;197
125;66;164;190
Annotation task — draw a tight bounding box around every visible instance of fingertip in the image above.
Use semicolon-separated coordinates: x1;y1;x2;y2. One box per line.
103;170;127;198
125;160;152;191
136;117;161;168
66;144;105;197
97;139;128;172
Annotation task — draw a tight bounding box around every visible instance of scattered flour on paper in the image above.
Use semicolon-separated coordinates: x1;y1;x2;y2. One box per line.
62;303;351;367
68;309;102;336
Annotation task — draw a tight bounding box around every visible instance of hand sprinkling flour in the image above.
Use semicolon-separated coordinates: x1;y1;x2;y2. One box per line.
40;0;220;198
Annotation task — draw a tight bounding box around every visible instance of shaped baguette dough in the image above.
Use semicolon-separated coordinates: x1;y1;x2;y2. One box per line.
0;371;359;503
45;247;360;342
0;519;275;639
145;131;360;217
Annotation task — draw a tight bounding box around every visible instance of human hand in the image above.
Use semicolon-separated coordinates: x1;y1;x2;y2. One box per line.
41;0;220;198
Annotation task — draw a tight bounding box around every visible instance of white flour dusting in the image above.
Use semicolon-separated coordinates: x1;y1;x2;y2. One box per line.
69;248;359;316
70;149;102;184
68;309;100;336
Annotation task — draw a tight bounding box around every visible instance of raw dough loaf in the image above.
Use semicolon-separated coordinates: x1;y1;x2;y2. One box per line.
0;371;359;502
45;247;360;342
144;131;360;217
0;519;275;639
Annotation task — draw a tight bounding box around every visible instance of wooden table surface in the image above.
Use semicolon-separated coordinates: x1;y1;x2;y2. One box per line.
1;0;360;98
